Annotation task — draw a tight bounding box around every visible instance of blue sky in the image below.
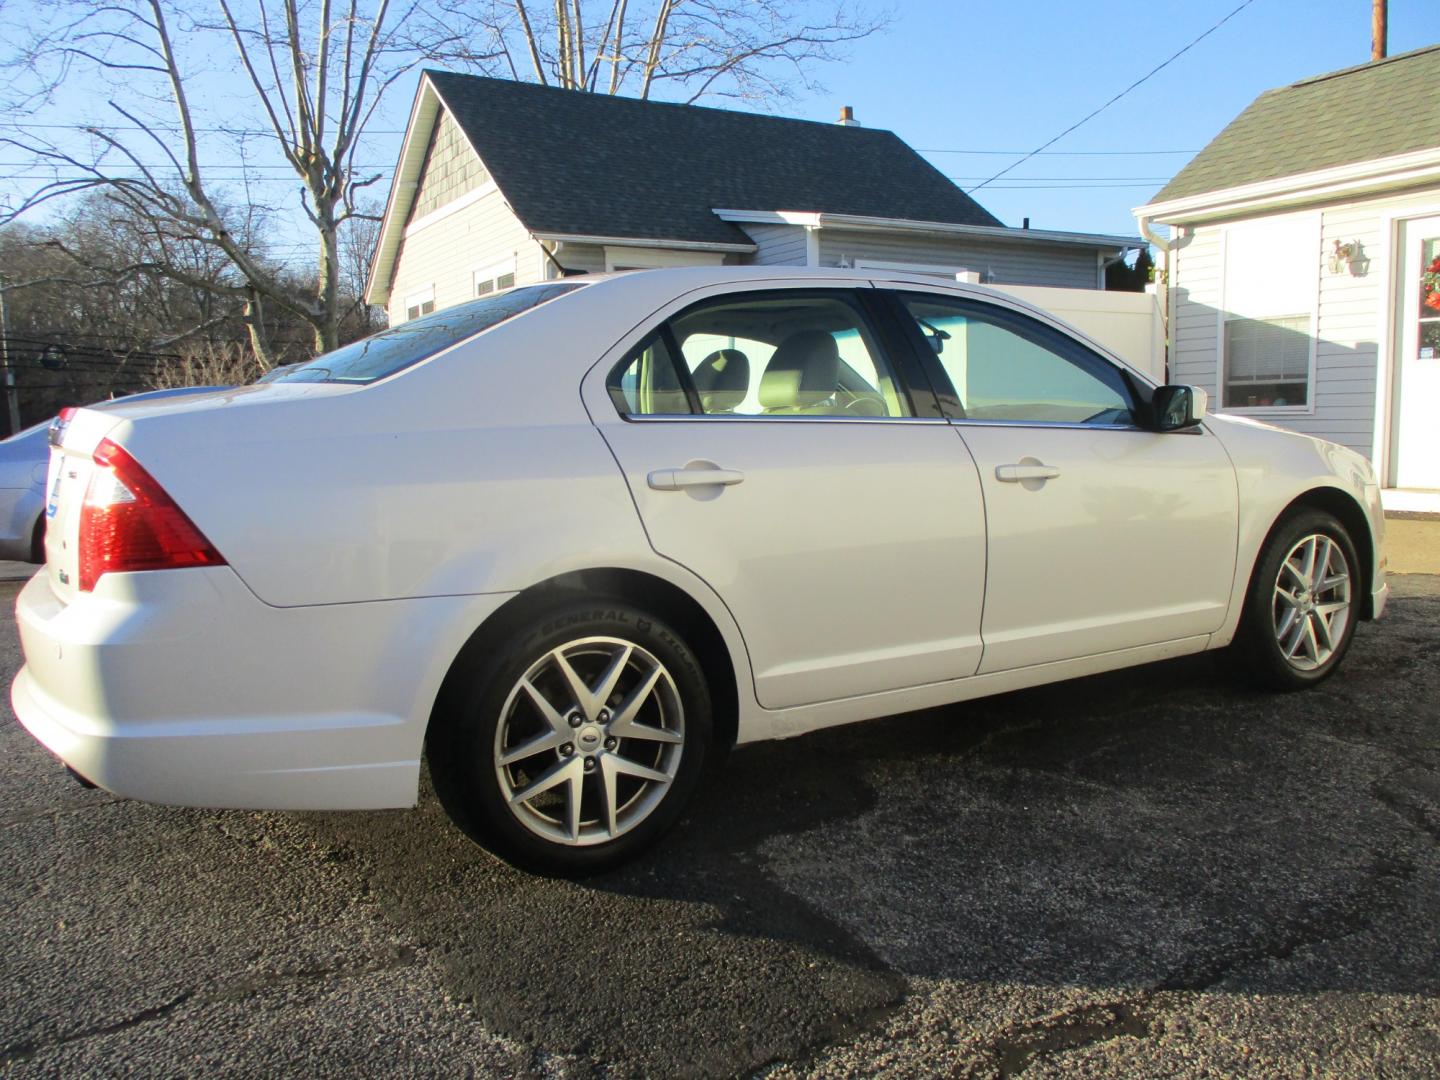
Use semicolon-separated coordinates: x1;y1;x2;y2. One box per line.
785;0;1438;237
3;0;1437;256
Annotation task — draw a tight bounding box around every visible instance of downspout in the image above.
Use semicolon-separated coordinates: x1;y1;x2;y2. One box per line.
1137;214;1173;382
539;238;581;278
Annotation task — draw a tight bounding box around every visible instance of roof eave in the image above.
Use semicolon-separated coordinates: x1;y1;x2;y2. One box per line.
1135;147;1440;226
712;209;1138;249
535;232;756;254
364;74;444;307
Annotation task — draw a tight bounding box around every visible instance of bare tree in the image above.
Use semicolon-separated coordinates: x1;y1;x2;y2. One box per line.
1;0;885;363
1;0;504;363
467;0;887;104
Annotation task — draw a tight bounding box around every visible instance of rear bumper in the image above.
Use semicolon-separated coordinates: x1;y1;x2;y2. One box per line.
11;568;513;810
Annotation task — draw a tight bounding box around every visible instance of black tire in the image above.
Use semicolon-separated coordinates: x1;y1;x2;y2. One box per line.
428;598;712;876
1232;509;1362;691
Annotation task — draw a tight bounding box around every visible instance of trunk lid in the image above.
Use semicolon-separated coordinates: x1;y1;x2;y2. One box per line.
44;406;125;605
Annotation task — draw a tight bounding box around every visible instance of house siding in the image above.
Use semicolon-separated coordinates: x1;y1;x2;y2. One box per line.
1166;187;1440;460
743;224;811;266
387;188;543;324
816;229;1105;288
412;110;491;219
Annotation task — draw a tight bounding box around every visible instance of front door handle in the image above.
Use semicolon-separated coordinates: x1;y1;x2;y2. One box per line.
647;466;746;491
996;463;1061;483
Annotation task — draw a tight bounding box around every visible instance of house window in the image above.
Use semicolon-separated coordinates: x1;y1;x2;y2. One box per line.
1218;212;1318;412
1223;315;1312;408
474;259;517;297
404;287;435;322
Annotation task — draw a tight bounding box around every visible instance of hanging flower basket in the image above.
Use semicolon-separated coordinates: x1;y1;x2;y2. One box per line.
1424;255;1440;312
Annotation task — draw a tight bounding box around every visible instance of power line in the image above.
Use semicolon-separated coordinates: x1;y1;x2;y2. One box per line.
0;120;417;136
946;176;1172;182
968;0;1258;193
2;168;1174;184
0;161;393;170
922;148;1197;156
0;119;1199;159
0;173;390;182
0;121;414;136
976;182;1165;190
2;174;1174;192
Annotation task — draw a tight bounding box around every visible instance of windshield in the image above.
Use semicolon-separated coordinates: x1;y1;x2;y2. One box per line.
271;282;585;385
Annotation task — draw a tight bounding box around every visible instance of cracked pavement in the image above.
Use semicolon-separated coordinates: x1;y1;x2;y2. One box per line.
2;575;1438;1077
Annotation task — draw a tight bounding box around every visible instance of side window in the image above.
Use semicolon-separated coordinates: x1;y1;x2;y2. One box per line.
404;286;435;322
607;333;691;416
899;295;1136;426
669;293;910;417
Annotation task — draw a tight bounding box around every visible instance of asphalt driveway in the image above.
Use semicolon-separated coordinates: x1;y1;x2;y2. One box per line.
2;575;1437;1078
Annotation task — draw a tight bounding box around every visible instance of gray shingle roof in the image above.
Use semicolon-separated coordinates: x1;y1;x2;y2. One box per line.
1151;43;1440;204
423;71;1003;245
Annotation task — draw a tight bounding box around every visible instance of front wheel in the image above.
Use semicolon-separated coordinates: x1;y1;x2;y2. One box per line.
1234;509;1361;690
429;599;712;876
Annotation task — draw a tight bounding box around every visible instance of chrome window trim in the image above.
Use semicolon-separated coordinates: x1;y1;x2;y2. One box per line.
948;418;1206;435
950;418;1141;432
615;413;952;426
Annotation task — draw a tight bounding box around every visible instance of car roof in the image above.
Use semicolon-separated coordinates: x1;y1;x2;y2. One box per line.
566;264;1018;305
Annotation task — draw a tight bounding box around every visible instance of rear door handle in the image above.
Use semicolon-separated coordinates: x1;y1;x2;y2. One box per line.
647;467;746;491
996;463;1061;483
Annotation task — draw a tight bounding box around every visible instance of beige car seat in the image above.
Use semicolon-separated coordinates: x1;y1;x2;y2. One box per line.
758;330;840;414
692;348;750;413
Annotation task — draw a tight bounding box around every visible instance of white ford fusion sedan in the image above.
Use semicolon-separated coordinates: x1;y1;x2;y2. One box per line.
16;267;1387;874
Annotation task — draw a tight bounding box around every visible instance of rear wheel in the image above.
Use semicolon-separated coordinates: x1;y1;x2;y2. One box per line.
429;599;712;875
1234;510;1360;690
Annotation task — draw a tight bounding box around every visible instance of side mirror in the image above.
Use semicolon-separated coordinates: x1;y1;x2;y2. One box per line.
1151;384;1208;431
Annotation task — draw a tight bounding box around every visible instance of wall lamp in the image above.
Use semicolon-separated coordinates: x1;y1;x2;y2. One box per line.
1328;239;1370;277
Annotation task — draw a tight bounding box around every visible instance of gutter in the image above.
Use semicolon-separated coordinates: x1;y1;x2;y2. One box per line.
1134;147;1440;226
712;209;1140;249
532;231;756;254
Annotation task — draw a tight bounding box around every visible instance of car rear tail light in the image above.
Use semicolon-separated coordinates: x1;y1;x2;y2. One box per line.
78;438;225;592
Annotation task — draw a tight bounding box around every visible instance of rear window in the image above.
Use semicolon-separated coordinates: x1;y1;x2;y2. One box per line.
271;283;584;385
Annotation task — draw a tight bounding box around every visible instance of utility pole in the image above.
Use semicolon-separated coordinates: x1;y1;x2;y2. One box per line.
0;276;21;437
1372;0;1387;61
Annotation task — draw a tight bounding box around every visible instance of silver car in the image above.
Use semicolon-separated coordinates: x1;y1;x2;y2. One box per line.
0;421;51;561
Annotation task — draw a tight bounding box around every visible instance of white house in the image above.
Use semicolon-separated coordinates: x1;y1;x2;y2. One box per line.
365;72;1141;330
1135;44;1440;512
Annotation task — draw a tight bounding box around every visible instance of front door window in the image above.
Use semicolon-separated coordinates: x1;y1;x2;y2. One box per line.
1418;237;1440;359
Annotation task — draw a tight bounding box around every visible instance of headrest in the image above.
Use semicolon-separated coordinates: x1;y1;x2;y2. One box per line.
692;348;750;412
758;330;839;410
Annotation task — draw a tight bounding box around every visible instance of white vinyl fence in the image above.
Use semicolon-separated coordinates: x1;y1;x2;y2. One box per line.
990;284;1166;383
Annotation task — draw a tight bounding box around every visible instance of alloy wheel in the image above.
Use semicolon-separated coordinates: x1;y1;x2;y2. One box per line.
493;636;685;846
1272;532;1352;672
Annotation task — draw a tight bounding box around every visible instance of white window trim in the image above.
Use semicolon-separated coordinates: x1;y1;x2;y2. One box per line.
402;178;498;239
403;285;435;322
473;255;518;296
1215;211;1321;417
602;246;725;271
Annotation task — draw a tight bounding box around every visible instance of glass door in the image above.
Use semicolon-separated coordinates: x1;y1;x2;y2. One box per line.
1394;217;1440;489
